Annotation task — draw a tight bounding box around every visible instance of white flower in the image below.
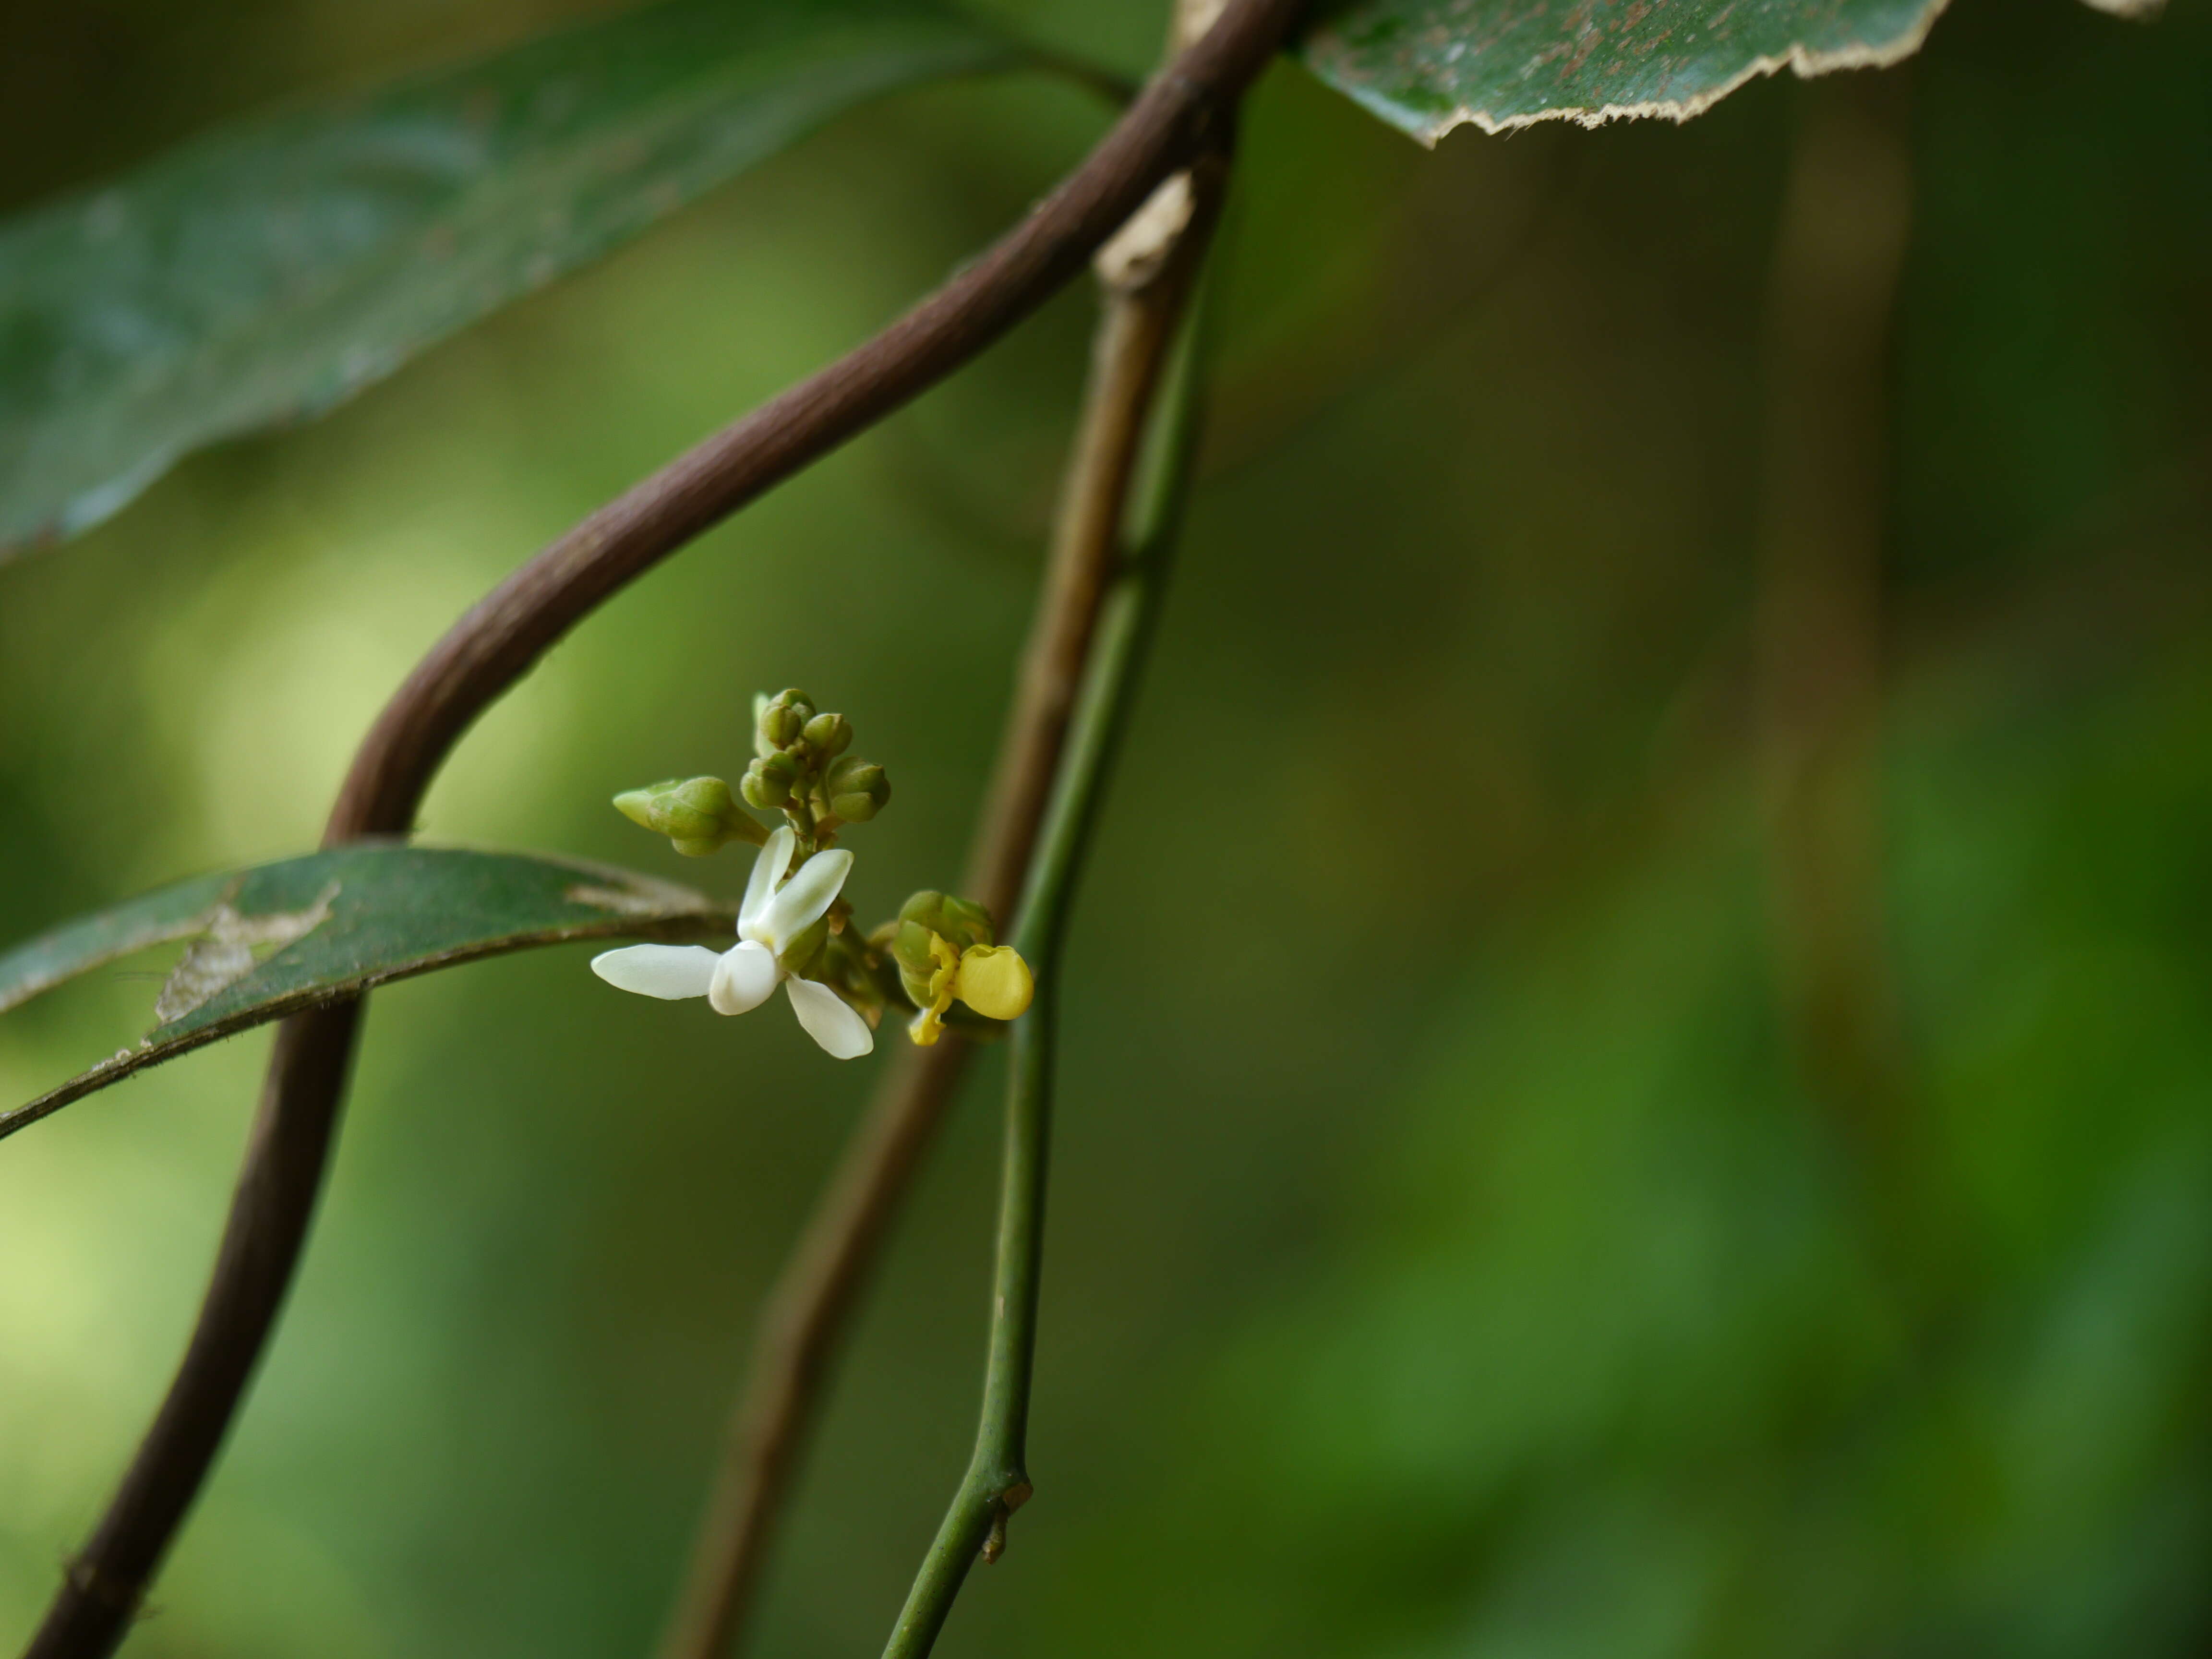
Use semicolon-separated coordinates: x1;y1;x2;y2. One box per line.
589;826;873;1059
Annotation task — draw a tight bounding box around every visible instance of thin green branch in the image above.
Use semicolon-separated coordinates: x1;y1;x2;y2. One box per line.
1012;308;1206;967
653;126;1227;1659
880;214;1218;1659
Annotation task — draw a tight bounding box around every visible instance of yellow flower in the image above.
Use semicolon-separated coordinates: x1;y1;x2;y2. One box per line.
910;935;1034;1046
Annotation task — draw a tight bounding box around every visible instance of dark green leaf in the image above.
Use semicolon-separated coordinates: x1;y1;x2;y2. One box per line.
0;0;1024;553
1298;0;2144;145
0;843;735;1140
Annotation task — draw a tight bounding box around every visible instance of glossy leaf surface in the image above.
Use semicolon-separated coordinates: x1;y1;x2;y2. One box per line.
1299;0;2138;143
0;0;1019;552
0;844;735;1138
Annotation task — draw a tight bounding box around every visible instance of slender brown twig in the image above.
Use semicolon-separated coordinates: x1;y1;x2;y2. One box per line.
1752;70;1924;1240
963;237;1210;921
655;136;1229;1659
21;6;1301;1656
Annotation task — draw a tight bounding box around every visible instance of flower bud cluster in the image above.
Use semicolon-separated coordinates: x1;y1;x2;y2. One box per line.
742;688;891;839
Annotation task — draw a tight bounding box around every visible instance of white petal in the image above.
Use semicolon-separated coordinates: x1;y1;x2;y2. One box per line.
784;977;873;1058
708;940;779;1016
738;826;797;941
756;848;852;952
590;944;720;1000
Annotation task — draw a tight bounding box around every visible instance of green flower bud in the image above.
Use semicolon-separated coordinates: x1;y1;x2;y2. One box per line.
938;896;993;949
614;778;683;829
803;711;853;757
892;907;942;964
892;916;942;1006
741;752;802;810
769;687;816;719
752;692;776;760
892;891;995;963
612;776;766;856
825;755;889;822
667;775;734;818
900;892;987;948
762;703;806;748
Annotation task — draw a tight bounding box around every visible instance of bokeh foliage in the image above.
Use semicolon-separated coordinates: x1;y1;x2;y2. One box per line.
0;0;1022;549
1;1;2207;1656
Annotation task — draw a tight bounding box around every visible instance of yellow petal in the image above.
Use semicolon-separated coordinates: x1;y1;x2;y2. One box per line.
926;933;961;1006
906;932;960;1046
955;945;1034;1022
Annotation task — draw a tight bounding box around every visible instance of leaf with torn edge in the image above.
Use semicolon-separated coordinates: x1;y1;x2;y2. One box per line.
152;880;341;1023
0;0;1026;555
0;844;737;1141
1298;0;2159;145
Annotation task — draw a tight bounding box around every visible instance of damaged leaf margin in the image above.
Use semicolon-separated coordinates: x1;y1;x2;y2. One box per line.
0;843;737;1141
1300;0;2156;147
155;881;341;1022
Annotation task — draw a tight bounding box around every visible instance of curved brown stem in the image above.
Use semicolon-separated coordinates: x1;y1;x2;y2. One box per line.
655;143;1228;1659
20;5;1301;1655
28;1005;361;1655
325;0;1294;847
1754;70;1923;1240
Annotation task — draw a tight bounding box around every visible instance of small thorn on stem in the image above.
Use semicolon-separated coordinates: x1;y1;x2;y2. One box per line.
981;1481;1034;1565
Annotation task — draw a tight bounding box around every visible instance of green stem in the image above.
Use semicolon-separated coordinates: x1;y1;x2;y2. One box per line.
879;253;1214;1659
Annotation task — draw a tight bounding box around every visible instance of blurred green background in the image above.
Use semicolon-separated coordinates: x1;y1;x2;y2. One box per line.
2;1;2209;1655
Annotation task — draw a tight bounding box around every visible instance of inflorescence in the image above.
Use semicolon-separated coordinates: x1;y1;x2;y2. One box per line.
589;688;1032;1058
